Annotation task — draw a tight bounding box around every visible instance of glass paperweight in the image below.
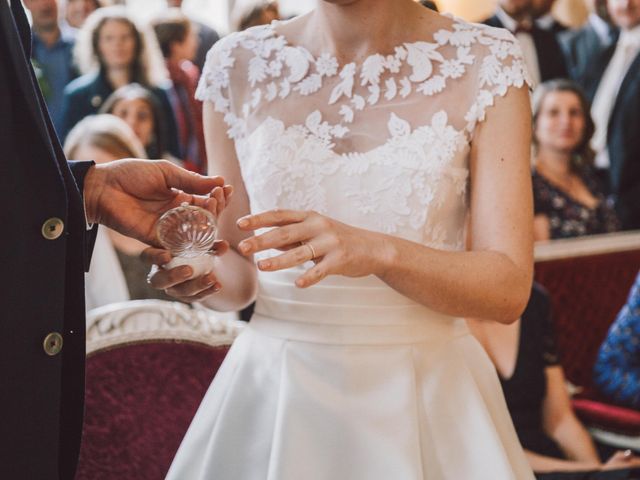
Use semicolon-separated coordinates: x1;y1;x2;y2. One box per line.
155;202;217;277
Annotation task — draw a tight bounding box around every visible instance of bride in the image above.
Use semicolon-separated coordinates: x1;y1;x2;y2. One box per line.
148;0;535;478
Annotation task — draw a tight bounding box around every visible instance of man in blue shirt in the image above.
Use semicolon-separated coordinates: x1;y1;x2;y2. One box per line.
24;0;77;134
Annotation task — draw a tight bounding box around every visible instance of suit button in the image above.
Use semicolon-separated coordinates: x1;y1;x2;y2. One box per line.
90;95;102;107
43;332;63;356
42;217;64;240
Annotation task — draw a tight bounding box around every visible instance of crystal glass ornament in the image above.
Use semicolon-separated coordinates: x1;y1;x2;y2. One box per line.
155;202;217;277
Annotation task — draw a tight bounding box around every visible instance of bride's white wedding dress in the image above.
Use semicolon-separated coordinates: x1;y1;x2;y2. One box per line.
167;13;534;479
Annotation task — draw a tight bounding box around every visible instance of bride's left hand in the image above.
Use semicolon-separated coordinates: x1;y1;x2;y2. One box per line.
236;209;390;288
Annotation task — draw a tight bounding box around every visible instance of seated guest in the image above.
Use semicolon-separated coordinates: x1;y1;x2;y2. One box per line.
100;83;182;165
63;114;178;310
593;271;640;410
483;0;568;87
24;0;78;134
559;0;615;81
531;79;619;241
60;0;102;35
60;6;180;158
151;9;206;173
580;0;640;230
231;0;280;32
468;284;640;477
532;0;569;34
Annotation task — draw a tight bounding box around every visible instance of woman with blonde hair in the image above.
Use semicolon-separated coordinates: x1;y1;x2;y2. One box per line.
64;114;178;311
60;6;180;158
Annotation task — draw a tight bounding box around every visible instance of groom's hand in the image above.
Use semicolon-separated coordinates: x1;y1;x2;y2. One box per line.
141;240;230;302
83;159;232;246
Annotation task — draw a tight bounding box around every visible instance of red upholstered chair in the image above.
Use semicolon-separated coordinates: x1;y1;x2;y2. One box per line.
75;300;244;480
534;232;640;450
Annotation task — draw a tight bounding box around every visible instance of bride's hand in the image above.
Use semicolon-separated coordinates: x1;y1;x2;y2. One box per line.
236;209;391;288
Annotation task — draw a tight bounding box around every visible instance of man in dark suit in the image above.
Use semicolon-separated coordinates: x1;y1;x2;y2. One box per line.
532;0;569;34
0;1;229;478
580;0;640;230
559;0;616;81
483;0;568;86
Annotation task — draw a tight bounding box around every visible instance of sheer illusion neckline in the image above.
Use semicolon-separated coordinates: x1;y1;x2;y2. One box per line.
266;14;459;72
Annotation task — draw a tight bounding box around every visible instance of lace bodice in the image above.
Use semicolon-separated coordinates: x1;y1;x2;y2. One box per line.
196;14;530;251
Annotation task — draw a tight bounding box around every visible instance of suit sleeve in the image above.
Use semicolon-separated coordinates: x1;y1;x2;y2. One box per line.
68;160;99;272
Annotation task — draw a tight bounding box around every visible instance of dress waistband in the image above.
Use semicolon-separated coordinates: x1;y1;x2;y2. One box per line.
249;270;470;345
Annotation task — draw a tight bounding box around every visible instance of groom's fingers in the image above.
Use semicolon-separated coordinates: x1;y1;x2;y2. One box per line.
141;247;172;266
158;160;225;195
147;265;194;290
165;273;220;298
185;188;232;218
212;186;226;216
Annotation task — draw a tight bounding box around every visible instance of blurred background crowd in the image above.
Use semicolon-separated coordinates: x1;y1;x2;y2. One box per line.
20;0;640;478
26;0;640;244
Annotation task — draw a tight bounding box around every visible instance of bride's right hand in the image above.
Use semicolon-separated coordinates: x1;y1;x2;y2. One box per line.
235;209;392;288
141;240;230;302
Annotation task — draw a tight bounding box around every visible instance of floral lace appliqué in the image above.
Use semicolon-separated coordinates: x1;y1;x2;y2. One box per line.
195;17;528;250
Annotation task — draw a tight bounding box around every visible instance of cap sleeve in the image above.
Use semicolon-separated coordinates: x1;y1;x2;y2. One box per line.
464;25;532;135
195;33;246;140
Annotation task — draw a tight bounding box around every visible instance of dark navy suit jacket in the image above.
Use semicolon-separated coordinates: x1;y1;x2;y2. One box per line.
483;14;569;82
580;40;640;230
0;1;97;478
559;22;615;81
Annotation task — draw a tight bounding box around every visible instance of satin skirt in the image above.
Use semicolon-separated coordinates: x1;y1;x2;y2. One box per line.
166;270;534;479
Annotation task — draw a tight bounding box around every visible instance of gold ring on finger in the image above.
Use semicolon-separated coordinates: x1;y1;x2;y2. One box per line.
302;241;317;260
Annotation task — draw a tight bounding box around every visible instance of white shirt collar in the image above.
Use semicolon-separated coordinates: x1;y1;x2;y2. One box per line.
495;7;519;32
589;13;612;44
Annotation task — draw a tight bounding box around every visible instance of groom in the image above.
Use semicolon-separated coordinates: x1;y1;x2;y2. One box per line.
0;1;228;478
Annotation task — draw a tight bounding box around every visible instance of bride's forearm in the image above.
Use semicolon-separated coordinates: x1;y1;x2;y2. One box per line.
376;234;532;323
524;450;600;473
199;249;258;312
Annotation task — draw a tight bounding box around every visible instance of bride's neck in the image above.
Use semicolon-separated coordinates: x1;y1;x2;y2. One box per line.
308;0;426;62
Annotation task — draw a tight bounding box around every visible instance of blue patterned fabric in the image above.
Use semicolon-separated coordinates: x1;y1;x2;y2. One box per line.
593;271;640;409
